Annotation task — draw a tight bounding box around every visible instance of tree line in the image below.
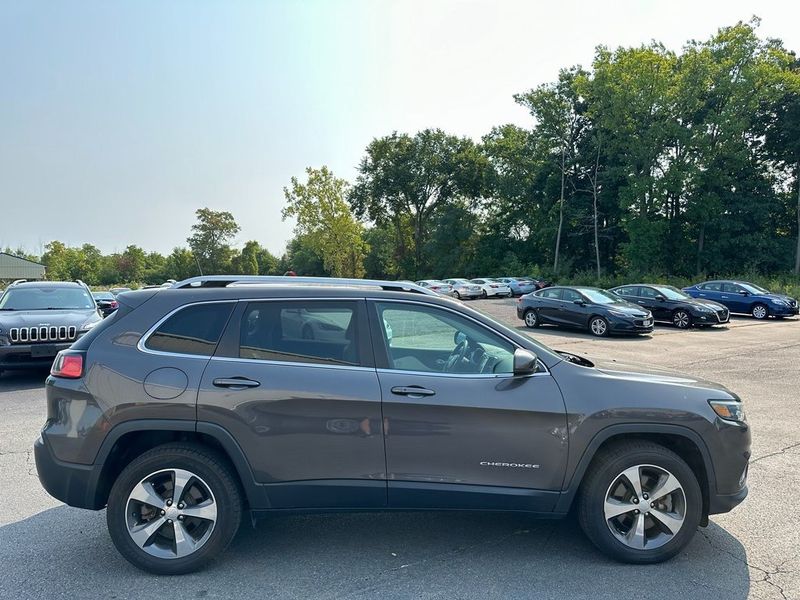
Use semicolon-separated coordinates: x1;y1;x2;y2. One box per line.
6;20;799;287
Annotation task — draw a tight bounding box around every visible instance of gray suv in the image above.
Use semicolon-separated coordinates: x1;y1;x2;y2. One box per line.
34;276;750;574
0;280;102;375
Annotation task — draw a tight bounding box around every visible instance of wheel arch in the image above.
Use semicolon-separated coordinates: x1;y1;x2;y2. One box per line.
556;424;714;520
94;420;267;511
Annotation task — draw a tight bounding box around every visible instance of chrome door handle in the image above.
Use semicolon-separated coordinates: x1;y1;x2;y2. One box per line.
391;386;435;397
213;377;260;389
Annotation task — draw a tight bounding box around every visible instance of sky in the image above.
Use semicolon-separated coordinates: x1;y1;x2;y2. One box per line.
1;0;799;258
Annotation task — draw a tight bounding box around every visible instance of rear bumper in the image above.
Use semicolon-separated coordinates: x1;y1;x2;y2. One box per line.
34;435;105;510
0;343;72;369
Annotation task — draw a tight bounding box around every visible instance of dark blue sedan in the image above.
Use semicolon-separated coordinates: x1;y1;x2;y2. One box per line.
682;280;799;319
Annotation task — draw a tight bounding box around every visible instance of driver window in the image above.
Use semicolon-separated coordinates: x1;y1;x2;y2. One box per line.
376;302;515;375
561;289;583;302
722;283;742;293
639;287;659;298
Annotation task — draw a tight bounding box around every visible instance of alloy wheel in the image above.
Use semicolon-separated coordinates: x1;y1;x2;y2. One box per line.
125;468;217;560
590;318;608;336
752;304;768;319
524;310;537;327
673;311;690;329
604;464;686;550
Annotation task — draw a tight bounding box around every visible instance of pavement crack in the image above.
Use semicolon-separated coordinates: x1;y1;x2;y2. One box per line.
749;441;800;466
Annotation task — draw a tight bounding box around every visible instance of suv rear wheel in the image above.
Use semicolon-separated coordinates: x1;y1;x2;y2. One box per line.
577;441;702;563
107;443;242;575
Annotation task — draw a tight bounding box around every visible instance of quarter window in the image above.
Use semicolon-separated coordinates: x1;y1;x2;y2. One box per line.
375;302;515;375
239;301;360;366
145;303;234;356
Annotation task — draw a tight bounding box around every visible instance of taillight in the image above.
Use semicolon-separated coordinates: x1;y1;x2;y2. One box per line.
110;301;119;308
51;351;84;378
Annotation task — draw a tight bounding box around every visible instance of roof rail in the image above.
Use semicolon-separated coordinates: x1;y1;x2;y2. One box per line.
10;279;27;286
171;275;437;295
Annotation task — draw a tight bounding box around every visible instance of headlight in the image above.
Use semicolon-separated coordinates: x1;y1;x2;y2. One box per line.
771;298;788;306
696;305;714;313
608;310;628;317
709;399;746;423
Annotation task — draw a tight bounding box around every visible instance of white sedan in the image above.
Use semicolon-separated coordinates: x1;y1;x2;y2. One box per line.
470;278;513;298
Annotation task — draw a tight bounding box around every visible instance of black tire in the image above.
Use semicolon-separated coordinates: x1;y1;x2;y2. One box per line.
480;290;488;299
454;291;461;300
751;303;769;320
107;443;243;575
589;316;610;337
577;441;702;564
523;309;539;328
672;309;692;329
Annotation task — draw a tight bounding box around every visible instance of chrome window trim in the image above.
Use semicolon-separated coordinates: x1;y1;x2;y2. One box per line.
370;297;551;377
209;355;372;372
137;299;238;359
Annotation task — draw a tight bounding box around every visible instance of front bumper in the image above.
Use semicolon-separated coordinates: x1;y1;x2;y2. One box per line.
772;304;799;316
34;435;105;510
608;317;654;334
693;310;730;325
709;485;748;515
0;342;73;369
456;289;482;299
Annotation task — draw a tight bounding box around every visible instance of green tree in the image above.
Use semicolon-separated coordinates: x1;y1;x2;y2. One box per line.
350;129;487;278
187;208;240;274
282;166;368;277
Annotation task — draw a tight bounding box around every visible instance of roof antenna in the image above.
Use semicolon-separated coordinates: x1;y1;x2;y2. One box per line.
194;255;204;276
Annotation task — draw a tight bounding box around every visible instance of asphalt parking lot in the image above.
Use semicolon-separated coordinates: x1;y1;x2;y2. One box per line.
1;299;798;600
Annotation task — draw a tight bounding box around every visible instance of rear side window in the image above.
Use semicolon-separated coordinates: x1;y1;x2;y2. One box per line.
614;286;636;297
701;282;721;291
145;302;234;356
239;301;360;366
538;288;562;299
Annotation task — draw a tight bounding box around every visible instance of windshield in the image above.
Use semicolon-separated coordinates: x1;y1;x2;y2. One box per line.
93;292;114;300
652;285;690;300
740;282;769;294
0;287;95;310
577;288;621;304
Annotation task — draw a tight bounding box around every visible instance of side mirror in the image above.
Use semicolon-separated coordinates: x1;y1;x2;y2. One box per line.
739;290;749;296
656;294;666;301
573;299;585;306
513;348;539;376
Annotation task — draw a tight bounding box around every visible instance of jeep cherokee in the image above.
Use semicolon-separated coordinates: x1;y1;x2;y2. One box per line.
34;276;750;574
0;280;102;375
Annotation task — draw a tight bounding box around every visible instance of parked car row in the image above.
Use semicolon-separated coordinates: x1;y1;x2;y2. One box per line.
516;279;798;337
416;277;550;300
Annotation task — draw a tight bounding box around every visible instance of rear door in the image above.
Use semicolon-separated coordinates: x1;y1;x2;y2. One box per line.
535;287;563;323
197;298;386;509
370;299;567;512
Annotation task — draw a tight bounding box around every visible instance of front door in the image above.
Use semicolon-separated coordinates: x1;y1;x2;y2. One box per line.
198;298;386;509
370;300;568;512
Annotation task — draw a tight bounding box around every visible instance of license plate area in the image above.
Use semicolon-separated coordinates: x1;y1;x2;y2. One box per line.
30;344;58;358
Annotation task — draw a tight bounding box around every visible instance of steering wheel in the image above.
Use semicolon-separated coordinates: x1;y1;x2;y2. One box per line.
444;339;469;372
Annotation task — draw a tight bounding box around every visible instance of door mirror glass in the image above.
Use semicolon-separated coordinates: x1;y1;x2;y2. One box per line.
454;330;467;345
513;348;539;376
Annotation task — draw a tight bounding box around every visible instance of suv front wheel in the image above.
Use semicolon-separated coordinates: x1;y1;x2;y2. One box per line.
107;443;242;575
577;441;702;563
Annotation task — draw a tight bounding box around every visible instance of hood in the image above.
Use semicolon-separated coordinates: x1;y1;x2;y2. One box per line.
762;293;797;304
603;302;649;317
592;358;734;396
0;309;98;329
684;298;726;311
